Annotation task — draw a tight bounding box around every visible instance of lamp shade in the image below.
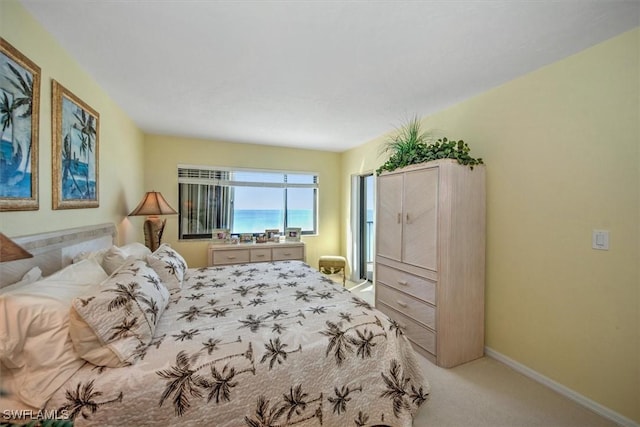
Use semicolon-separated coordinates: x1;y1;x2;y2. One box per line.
128;191;177;216
0;233;33;262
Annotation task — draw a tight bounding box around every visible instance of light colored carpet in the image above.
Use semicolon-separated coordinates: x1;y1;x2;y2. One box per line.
344;277;374;305
412;355;616;427
341;278;617;427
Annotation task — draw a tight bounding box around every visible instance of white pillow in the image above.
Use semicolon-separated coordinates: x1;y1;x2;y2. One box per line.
0;259;108;408
146;244;187;290
120;242;151;259
72;246;109;266
4;266;42;289
88;243;152;276
0;258;107;301
69;258;169;367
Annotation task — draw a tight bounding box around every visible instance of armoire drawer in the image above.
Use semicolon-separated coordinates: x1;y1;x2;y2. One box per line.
376;284;435;329
377;302;436;355
376;264;436;305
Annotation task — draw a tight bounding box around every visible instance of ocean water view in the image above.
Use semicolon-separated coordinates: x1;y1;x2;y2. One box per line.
232;209;313;233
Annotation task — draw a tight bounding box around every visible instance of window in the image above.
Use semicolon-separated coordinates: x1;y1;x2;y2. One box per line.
178;166;318;239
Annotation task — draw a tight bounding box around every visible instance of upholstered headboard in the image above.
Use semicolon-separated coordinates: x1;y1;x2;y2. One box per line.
0;223;117;288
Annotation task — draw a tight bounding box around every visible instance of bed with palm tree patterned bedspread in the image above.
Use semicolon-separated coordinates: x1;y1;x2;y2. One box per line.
45;260;429;426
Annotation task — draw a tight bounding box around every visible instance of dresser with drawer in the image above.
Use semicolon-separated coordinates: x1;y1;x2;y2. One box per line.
208;242;305;266
375;160;485;368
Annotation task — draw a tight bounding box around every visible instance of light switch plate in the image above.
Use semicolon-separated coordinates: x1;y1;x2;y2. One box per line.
592;230;609;250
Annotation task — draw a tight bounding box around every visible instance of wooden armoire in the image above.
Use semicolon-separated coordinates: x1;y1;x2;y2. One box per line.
375;159;486;368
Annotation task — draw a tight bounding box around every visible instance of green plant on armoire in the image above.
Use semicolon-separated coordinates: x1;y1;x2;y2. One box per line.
376;116;484;175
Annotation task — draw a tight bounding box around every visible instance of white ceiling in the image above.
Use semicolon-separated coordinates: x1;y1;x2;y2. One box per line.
20;0;640;152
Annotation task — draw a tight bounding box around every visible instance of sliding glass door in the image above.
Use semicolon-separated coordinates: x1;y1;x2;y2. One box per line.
352;173;374;281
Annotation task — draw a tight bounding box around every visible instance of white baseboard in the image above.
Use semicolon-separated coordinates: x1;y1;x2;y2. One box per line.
484;347;639;427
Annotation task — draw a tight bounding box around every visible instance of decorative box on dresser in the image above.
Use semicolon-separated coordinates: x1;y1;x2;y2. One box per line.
208;241;305;266
375;159;485;368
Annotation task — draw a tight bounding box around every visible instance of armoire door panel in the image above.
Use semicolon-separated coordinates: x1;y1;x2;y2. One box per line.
376;173;403;261
403;168;438;270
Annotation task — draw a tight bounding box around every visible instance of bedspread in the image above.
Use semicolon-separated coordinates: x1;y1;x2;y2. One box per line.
45;261;429;426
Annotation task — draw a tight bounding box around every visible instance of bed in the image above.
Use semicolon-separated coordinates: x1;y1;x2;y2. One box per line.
0;224;429;426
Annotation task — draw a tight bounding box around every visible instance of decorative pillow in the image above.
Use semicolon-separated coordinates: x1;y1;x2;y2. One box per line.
101;245;128;275
69;258;169;367
75;243;152;276
146;243;187;290
0;259;108;408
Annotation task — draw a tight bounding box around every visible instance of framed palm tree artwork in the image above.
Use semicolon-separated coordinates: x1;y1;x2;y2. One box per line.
52;80;99;209
0;38;41;211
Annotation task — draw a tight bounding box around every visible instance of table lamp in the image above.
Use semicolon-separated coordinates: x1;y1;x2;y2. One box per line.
128;191;177;251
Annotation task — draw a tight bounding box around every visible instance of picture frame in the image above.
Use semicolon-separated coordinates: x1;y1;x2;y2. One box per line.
285;227;302;242
230;234;240;244
240;233;253;243
256;233;268;243
0;38;41;211
211;228;230;243
265;228;280;242
52;80;99;209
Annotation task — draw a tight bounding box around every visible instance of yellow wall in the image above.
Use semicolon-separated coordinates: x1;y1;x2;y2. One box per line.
341;28;640;422
0;0;145;244
143;134;342;269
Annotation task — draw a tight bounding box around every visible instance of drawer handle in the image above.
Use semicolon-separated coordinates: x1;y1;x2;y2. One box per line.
396;300;408;308
256;254;265;257
397;280;408;286
283;252;291;256
227;256;236;260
